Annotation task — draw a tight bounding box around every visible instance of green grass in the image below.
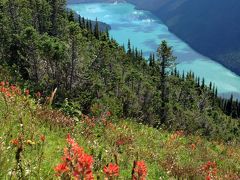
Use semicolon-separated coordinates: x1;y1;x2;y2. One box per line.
0;85;240;179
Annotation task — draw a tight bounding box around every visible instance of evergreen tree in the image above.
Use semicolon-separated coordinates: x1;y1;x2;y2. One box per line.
105;27;109;38
226;94;233;116
209;81;212;90
78;15;82;27
149;53;153;67
49;0;67;36
182;71;185;80
0;1;11;62
28;0;51;34
127;39;131;55
156;40;176;127
174;68;177;76
89;20;93;33
20;27;40;83
82;17;85;28
215;88;218;99
86;19;89;31
94;18;99;39
68;10;75;22
201;78;205;89
68;22;82;93
197;77;200;87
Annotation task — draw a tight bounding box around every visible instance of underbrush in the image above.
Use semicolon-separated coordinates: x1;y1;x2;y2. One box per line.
0;82;240;179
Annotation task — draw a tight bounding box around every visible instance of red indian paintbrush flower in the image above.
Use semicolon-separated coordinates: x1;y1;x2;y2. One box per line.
5;91;11;97
11;138;19;146
10;85;16;91
106;111;111;117
206;175;211;180
202;161;218;180
36;91;41;98
54;134;94;180
191;143;196;150
0;81;5;86
0;87;6;93
40;135;45;142
103;163;119;177
54;163;69;175
132;161;148;180
25;89;30;96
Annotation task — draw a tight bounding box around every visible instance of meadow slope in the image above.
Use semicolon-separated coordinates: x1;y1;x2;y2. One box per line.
0;82;240;179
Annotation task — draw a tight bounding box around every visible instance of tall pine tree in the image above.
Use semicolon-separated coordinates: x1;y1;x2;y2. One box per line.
156;40;176;127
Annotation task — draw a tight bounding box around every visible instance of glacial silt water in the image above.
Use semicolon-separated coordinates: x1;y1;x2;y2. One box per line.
68;2;240;97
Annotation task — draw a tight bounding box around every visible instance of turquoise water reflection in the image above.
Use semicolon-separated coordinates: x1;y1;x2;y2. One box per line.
68;2;240;98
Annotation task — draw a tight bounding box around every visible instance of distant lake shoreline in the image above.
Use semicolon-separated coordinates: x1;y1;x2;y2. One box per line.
68;2;240;98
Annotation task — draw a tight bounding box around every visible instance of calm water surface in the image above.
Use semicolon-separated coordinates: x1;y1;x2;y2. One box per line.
68;2;240;98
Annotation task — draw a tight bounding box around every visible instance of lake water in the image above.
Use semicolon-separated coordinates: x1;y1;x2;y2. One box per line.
67;2;240;98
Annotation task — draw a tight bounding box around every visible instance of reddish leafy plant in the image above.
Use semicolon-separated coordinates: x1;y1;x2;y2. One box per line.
103;163;119;179
54;134;94;180
201;161;218;180
132;161;148;180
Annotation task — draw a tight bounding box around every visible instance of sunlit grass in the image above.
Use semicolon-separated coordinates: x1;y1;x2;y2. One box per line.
0;82;240;179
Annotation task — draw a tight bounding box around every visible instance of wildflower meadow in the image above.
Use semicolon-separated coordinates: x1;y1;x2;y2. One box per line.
0;82;240;179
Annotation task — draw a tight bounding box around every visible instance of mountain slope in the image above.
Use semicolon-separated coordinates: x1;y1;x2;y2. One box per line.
1;0;240;178
1;0;240;141
0;85;239;179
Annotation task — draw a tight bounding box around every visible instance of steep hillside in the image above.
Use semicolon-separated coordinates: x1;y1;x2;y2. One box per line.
1;0;240;141
1;0;240;178
0;83;239;179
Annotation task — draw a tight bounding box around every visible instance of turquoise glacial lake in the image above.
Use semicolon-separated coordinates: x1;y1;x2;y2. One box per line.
68;2;240;98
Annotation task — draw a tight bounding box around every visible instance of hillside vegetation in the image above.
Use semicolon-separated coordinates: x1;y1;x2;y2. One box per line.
1;0;240;141
0;0;240;179
0;83;240;179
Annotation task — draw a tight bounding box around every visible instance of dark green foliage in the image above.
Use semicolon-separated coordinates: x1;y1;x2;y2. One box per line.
127;39;131;55
49;0;67;36
67;10;75;22
155;41;176;127
94;18;100;39
0;0;240;142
